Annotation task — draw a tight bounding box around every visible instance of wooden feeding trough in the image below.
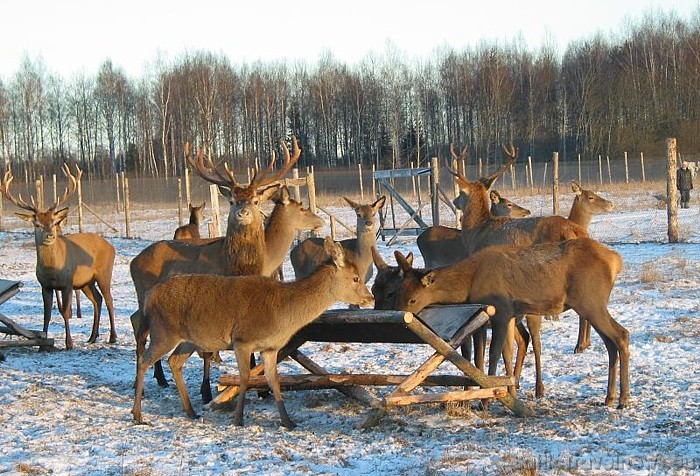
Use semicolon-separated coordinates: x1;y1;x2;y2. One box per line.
0;279;55;350
215;303;532;429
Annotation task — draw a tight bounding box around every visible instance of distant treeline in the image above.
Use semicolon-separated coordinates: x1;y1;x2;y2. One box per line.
1;8;698;182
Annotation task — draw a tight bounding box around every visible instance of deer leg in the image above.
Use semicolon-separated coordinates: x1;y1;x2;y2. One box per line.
58;288;74;350
132;337;177;424
527;315;545;399
233;345;252;427
97;278;117;344
41;287;54;342
75;291;82;319
169;345;198;419
261;349;296;429
472;326;486;372
200;352;214;404
513;317;530;391
574;317;592;353
502;319;516;396
581;308;630;408
81;282;102;344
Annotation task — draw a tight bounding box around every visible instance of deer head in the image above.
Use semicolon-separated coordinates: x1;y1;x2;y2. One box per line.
186;137;301;230
1;164;81;247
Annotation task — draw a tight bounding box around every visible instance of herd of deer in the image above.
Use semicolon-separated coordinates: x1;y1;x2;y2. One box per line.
0;138;630;429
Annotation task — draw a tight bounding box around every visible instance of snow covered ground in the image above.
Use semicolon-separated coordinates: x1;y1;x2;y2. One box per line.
0;188;699;475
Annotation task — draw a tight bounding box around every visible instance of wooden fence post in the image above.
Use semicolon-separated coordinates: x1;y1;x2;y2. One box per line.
552;152;560;216
52;174;58;204
209;184;221;238
177;178;183;227
292;168;301;202
185;167;191;206
577;153;582;183
124;176;131;238
666;138;679;243
430;157;440;227
115;173;121;212
624;151;629;184
606;156;612;184
598;155;603;185
528;156;534;191
358;163;364;201
35;179;43;211
77;172;84;233
640;152;646;183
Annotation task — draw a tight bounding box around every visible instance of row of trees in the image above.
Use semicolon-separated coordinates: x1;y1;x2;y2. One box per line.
1;8;698;182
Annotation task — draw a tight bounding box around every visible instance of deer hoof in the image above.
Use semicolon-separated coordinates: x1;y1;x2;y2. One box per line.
109;334;117;344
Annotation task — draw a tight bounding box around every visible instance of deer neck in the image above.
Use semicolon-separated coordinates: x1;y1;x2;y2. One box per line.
263;204;294;274
188;214;199;226
567;197;592;231
460;190;492;231
280;265;340;330
224;221;266;276
35;237;69;279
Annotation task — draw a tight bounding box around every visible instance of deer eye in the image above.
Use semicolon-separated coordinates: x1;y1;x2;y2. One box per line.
409;298;416;305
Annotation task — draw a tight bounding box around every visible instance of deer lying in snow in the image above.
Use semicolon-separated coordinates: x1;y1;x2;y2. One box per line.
132;237;374;428
392;238;630;409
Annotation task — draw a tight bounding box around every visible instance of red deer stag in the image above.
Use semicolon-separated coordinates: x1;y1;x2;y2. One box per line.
417;189;531;268
130;138;308;396
132;237;374;428
449;144;589;398
173;202;205;240
290;195;386;284
0;165;117;349
392;238;630;409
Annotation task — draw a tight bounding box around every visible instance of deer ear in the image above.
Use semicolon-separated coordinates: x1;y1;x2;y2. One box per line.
372;195;386;210
343;196;360;210
218;185;233;199
406;252;414;267
571;181;582;195
394;250;413;272
371;246;388;270
15;212;35;223
489;190;501;204
54;208;70;225
421;271;437;288
278;185;291;204
259;184;280;202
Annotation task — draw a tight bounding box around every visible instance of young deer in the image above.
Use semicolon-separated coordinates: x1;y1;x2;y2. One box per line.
132;237;374;428
417;190;531;268
173;202;205;240
0;165;117;349
290;195;386;284
567;180;615;353
393;238;630;409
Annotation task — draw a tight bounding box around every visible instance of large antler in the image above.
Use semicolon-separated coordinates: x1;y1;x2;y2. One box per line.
480;143;518;188
0;163;80;213
447;143;470;188
250;136;302;189
52;163;81;211
185;143;239;189
0;170;36;212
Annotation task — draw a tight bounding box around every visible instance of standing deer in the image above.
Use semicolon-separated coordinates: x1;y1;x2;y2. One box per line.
567;180;615;354
0;165;117;349
290;195;386;284
392;238;630;409
173;202;206;240
130;138;309;397
417;190;531;268
132;237;374;428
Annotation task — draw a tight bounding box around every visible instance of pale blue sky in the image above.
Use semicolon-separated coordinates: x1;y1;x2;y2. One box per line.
2;0;699;81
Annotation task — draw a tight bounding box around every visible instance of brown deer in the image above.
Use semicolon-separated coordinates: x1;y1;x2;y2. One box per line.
0;165;117;349
173;202;205;240
417;190;531;268
448;145;590;397
567;180;615;354
392;238;630;409
290;195;386;284
130;139;308;396
132;237;374;428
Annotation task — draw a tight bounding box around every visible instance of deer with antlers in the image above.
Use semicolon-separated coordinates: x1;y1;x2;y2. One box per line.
417;189;531;269
132;237;374;428
173;202;206;240
0;165;117;349
130;137;315;398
